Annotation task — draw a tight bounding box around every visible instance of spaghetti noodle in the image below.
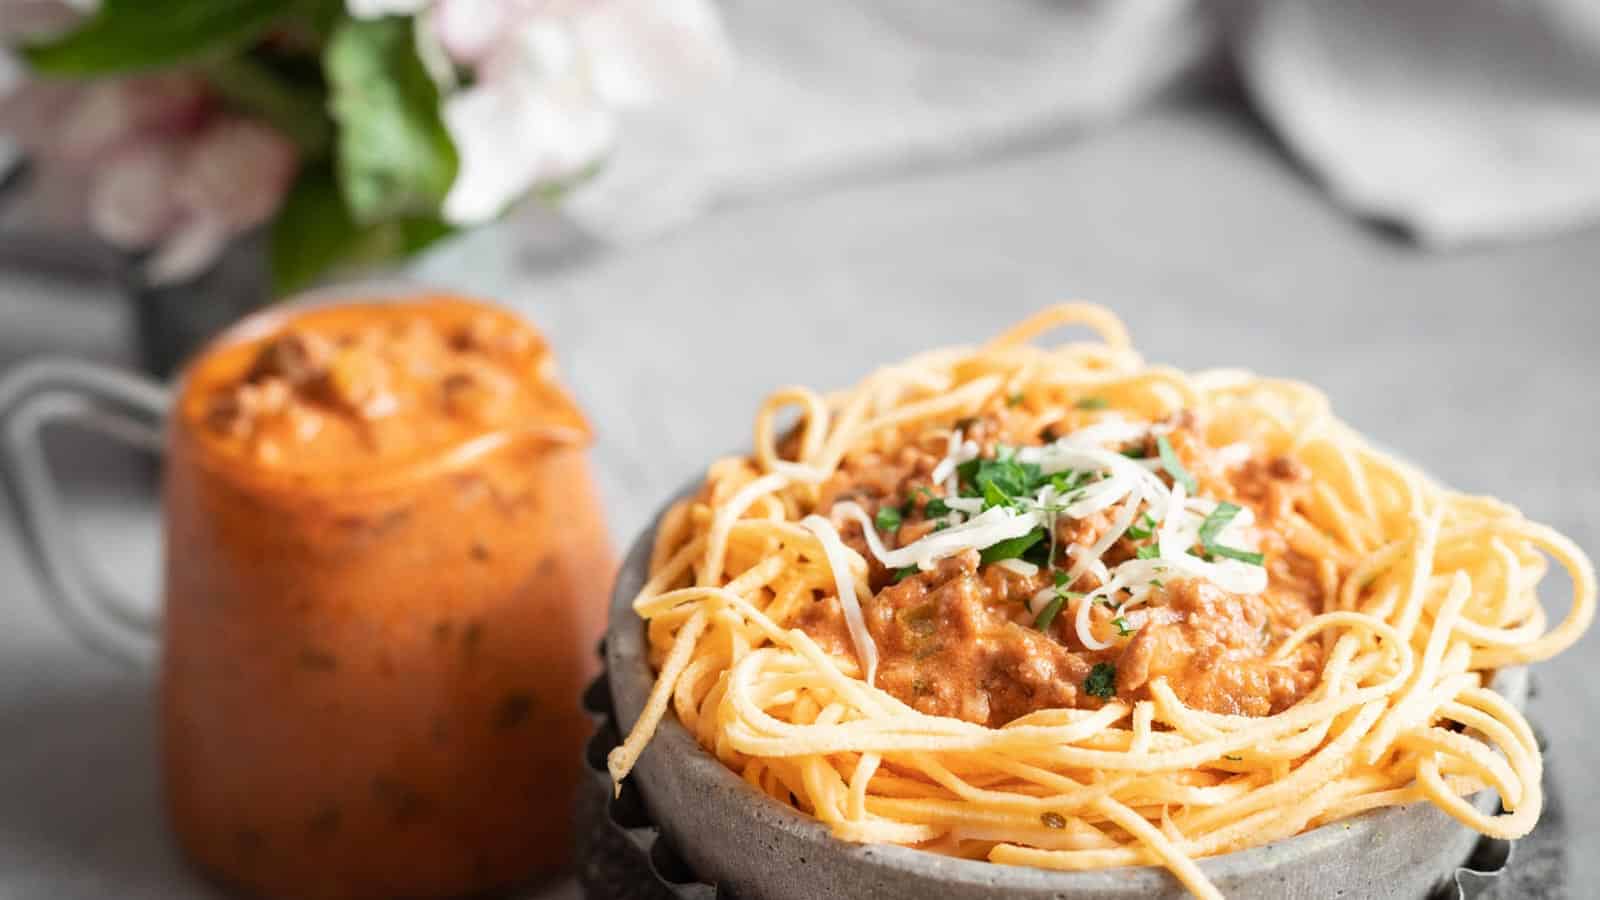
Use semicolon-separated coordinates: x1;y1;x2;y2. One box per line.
609;304;1594;899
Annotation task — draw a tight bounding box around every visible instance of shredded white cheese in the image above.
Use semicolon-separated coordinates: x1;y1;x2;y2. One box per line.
819;418;1270;654
834;502;1040;572
801;515;879;685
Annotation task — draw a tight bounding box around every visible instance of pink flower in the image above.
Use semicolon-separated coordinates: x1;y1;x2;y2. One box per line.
432;0;730;225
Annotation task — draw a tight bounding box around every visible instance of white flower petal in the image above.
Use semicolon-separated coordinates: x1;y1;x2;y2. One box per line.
429;0;512;65
144;215;230;287
174;117;298;231
89;143;183;250
573;0;730;107
440;23;614;224
346;0;430;20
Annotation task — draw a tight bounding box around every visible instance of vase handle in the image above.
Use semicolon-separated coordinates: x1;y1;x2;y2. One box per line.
0;359;170;667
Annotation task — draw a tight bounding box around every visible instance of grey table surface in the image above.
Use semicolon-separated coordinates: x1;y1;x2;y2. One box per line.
1;98;1596;898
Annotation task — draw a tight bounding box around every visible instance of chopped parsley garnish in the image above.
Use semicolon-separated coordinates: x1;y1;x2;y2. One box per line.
1196;501;1264;566
1125;512;1156;540
892;565;919;583
1210;544;1265;566
1197;502;1241;546
1053;570;1069;588
1007;392;1024;407
966;454;1041;509
1033;594;1067;631
923;496;951;517
1135;544;1160;560
1075;397;1109;410
1120;445;1147;459
979;528;1046;564
874;505;902;533
1111;617;1133;636
1155;434;1196;494
981;480;1011;510
1050;470;1090;494
1084;663;1117;699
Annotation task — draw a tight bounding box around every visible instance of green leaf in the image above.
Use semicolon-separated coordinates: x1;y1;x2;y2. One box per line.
1209;544;1265;566
24;0;285;75
203;55;333;157
1075;397;1109;410
1084;662;1117;699
875;505;902;533
269;165;453;296
971;456;1040;507
1111;617;1133;636
1033;594;1066;631
1156;434;1197;494
979;529;1046;565
892;565;919;584
325;16;458;225
1197;502;1242;548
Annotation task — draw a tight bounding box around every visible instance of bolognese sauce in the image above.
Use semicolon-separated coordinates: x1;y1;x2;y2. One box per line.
794;404;1324;726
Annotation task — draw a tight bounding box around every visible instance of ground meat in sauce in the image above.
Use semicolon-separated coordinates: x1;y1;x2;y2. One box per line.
794;410;1326;726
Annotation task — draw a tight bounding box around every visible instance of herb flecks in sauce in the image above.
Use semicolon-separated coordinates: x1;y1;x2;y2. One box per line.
799;405;1320;727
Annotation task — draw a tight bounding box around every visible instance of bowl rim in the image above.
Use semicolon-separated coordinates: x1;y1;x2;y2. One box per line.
605;480;1524;893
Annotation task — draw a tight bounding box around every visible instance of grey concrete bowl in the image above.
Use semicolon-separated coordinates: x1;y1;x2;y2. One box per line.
606;496;1526;900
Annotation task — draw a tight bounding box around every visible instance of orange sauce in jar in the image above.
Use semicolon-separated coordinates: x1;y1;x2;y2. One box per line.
160;295;612;899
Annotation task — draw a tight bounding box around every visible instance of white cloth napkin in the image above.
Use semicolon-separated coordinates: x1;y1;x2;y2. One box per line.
568;0;1600;249
1240;0;1600;248
564;0;1212;242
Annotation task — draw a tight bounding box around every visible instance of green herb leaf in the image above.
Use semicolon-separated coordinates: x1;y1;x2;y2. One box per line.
1033;594;1067;631
23;0;284;75
203;54;333;156
326;16;459;226
1125;512;1156;540
1050;470;1089;494
981;479;1013;510
955;458;982;487
1135;544;1160;560
1209;544;1265;566
1120;445;1147;459
893;565;919;583
1112;617;1133;636
1053;570;1069;588
980;529;1046;565
1197;502;1242;548
966;454;1043;506
1007;392;1024;407
269;165;453;297
875;505;902;533
1084;663;1117;699
923;497;951;518
1155;434;1197;494
1075;397;1109;410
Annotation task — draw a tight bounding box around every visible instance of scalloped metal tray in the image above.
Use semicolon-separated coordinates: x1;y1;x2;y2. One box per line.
580;501;1567;900
577;658;1567;900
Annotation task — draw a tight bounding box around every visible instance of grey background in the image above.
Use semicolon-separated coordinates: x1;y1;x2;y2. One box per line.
1;98;1596;897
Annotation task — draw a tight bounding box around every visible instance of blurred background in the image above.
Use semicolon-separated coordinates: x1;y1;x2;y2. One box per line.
1;1;1597;897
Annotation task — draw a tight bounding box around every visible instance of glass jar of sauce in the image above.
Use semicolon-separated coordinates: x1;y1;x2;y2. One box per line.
0;291;613;899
